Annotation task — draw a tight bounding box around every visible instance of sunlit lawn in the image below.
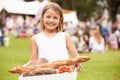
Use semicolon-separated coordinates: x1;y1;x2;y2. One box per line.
0;37;120;80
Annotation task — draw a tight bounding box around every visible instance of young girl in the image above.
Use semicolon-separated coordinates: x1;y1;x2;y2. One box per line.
25;2;82;71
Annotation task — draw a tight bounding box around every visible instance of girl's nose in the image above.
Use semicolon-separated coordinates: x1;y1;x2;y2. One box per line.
49;18;54;22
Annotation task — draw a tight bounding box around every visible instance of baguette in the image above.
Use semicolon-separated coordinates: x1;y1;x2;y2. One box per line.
9;56;90;74
23;67;57;77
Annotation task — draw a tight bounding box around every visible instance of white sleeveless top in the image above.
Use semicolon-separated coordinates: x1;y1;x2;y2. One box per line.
33;32;69;62
89;36;105;53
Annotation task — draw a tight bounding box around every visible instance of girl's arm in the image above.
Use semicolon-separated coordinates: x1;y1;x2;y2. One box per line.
65;33;79;57
65;33;82;71
30;36;38;61
25;36;38;66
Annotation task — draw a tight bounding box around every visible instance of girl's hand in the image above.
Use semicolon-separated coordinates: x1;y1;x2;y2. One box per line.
23;60;37;67
75;63;82;72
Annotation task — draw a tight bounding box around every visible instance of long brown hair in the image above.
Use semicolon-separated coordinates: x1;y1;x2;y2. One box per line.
94;30;103;44
40;2;64;32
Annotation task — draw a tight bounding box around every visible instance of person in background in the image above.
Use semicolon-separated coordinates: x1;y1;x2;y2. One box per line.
115;27;120;49
89;28;105;53
109;28;118;50
35;0;51;21
0;14;5;46
25;2;82;71
0;29;3;46
115;14;120;49
77;35;89;53
71;25;89;53
33;0;51;34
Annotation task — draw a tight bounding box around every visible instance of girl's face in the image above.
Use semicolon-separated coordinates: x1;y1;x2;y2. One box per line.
42;9;60;32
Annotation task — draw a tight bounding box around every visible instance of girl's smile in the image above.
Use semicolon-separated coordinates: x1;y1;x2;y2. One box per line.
42;9;60;31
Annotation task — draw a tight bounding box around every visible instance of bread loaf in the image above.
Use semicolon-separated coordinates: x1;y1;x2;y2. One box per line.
9;56;90;74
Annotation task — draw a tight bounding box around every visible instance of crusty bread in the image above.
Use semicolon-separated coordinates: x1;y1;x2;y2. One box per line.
9;56;90;74
23;67;57;77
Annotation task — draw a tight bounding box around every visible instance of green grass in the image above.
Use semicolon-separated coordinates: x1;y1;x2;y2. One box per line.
78;51;120;80
0;37;120;80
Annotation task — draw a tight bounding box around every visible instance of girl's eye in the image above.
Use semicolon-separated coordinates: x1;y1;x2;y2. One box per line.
46;15;51;18
53;16;59;20
45;15;59;20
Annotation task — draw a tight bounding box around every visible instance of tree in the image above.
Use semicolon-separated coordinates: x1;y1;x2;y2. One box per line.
53;0;98;20
107;0;120;22
24;0;120;21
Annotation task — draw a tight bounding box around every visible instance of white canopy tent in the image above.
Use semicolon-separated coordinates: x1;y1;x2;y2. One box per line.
0;0;79;25
63;10;79;26
0;2;4;12
0;0;40;15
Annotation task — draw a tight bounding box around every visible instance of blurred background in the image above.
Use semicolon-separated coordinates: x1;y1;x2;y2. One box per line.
0;0;120;80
